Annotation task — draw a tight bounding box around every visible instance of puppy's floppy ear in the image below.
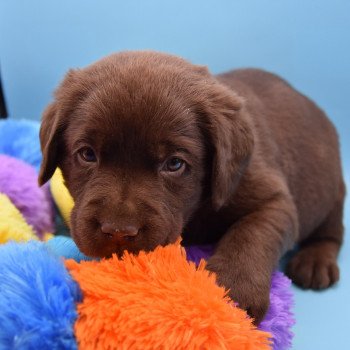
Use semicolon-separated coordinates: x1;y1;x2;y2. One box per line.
201;82;254;211
38;69;81;186
38;102;62;185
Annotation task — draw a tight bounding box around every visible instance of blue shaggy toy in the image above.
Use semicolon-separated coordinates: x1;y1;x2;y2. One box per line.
0;119;42;172
0;241;81;350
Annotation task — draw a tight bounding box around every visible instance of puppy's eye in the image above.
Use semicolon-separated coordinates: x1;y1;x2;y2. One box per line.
78;147;97;163
163;157;185;172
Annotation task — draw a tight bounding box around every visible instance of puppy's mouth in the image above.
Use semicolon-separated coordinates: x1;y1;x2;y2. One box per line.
71;223;182;259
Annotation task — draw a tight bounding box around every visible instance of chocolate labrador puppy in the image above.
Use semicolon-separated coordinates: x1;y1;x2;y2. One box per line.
39;51;345;324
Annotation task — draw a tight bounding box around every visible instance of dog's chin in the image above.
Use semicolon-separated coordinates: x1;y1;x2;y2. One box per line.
77;242;128;259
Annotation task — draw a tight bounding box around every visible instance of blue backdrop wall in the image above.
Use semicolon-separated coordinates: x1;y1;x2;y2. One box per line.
0;1;349;349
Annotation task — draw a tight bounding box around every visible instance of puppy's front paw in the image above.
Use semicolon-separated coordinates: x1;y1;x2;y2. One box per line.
206;256;270;325
286;245;340;289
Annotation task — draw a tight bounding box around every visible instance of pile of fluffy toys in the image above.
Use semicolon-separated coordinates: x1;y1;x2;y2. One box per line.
0;119;294;350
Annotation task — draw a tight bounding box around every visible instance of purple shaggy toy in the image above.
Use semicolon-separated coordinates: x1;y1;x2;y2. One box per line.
185;245;295;350
0;155;54;238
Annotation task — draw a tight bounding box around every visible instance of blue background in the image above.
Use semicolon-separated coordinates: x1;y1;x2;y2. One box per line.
0;1;349;349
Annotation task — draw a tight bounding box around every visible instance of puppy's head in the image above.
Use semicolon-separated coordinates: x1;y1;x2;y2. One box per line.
39;51;253;257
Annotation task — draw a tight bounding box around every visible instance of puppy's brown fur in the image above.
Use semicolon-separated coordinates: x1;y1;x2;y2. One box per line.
39;51;345;324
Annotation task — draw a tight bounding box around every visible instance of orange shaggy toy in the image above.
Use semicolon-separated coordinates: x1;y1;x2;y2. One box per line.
65;243;271;350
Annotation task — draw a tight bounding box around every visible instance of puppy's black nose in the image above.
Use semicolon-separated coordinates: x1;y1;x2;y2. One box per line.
101;223;139;241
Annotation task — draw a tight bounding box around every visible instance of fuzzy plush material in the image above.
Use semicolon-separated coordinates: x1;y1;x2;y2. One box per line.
185;244;215;265
0;236;294;349
50;168;74;226
185;245;295;350
48;236;294;349
0;193;37;243
46;235;94;262
259;271;295;350
0;119;42;172
66;242;271;350
0;155;54;238
0;241;81;350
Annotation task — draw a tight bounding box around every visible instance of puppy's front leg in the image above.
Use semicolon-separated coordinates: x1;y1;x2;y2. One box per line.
206;194;298;325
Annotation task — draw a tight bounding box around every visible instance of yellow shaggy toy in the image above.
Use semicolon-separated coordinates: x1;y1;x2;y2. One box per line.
0;193;38;243
50;168;74;226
